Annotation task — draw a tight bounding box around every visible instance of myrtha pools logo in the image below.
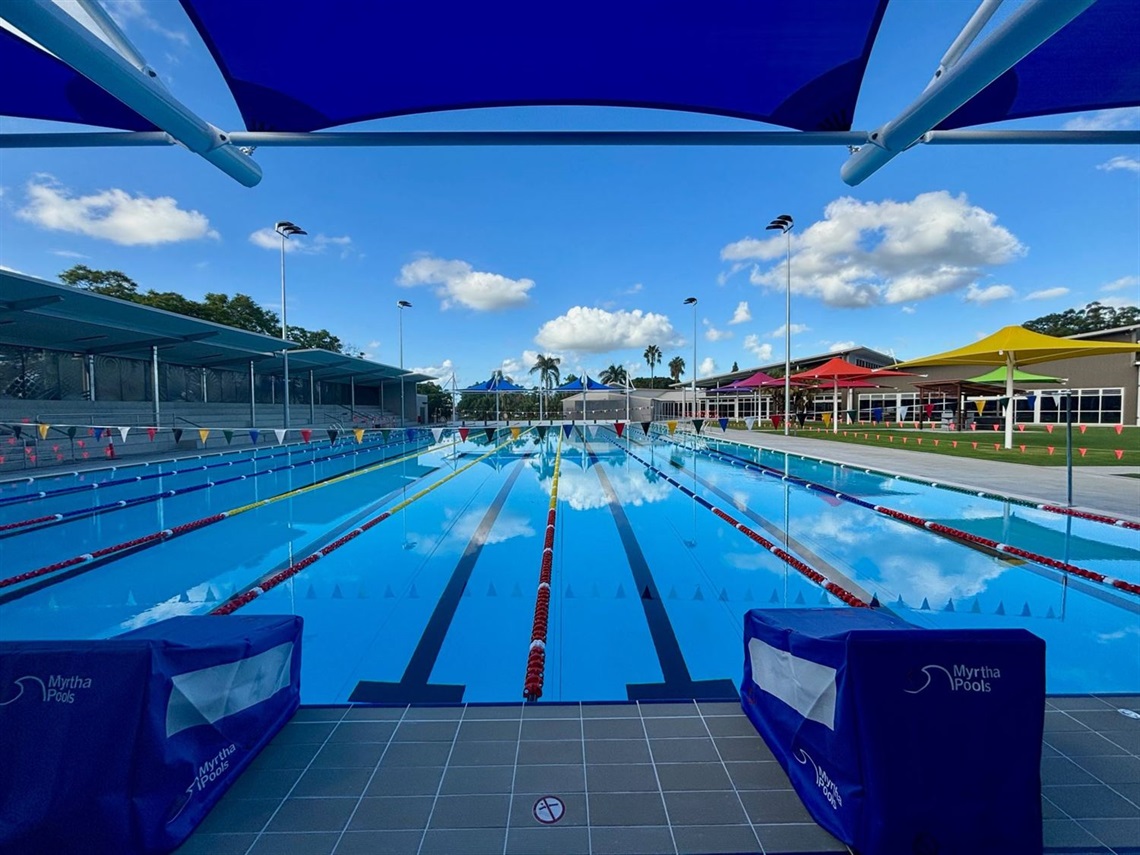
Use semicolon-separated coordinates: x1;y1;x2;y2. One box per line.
794;749;842;810
905;663;1002;694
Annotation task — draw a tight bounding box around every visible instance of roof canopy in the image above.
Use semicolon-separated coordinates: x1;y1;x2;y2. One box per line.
463;377;526;393
179;0;887;133
556;376;614;392
896;325;1140;368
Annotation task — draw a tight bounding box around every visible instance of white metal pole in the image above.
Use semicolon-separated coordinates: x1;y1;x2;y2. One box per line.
784;229;792;436
280;232;290;430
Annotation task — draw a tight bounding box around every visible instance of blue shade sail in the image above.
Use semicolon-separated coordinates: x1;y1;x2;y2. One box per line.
178;0;889;132
938;0;1140;130
555;376;614;391
0;27;155;130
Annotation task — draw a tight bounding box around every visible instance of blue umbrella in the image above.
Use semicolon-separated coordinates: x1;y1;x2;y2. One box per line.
554;375;615;422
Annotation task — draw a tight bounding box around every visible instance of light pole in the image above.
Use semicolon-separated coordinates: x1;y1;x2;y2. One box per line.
275;221;307;429
766;214;794;435
683;297;697;421
397;300;412;427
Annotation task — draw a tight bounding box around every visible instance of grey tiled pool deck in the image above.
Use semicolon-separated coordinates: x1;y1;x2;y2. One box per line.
177;696;1140;855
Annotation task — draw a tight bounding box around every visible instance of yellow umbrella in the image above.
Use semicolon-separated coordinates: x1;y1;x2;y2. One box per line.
895;325;1140;448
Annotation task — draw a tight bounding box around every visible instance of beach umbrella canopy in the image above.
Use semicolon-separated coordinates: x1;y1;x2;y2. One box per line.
964;366;1064;385
735;370;781;388
790;358;914;432
895;326;1140;448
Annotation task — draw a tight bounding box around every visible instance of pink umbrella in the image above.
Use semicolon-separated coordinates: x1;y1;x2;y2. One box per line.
791;358;914;433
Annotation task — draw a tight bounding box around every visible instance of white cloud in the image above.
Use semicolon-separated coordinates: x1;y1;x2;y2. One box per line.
1064;108;1140;131
698;357;717;378
534;306;677;353
1024;287;1070;301
249;228;356;257
828;341;856;353
500;357;525;379
1102;276;1139;293
410;358;454;380
964;283;1015;304
1096;156;1140;174
399;256;533;311
724;191;1025;308
624;283;643;295
1100;295;1139;310
104;0;189;45
367;340;381;349
18;177;218;246
743;335;773;362
901;305;916;315
703;320;732;342
50;249;88;259
768;323;809;338
729;301;751;324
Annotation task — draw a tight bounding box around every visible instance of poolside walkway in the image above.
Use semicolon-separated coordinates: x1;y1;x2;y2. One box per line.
715;428;1140;523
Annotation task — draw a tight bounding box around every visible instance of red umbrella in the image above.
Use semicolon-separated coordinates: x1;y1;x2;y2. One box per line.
791;358;914;432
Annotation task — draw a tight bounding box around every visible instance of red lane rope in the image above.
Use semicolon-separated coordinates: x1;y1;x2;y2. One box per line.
1037;505;1140;531
524;436;563;702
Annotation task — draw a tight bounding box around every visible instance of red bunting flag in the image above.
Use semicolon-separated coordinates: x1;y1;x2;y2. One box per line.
1047;446;1054;455
1019;445;1025;453
1079;425;1087;434
300;429;312;443
1078;448;1087;457
1046;424;1054;434
614;422;625;437
1115;449;1124;459
970;423;976;431
1017;424;1025;432
951;441;957;448
458;427;470;441
1115;424;1123;435
147;427;157;441
915;438;922;445
971;442;977;449
992;425;999;432
994;443;1000;450
933;440;939;447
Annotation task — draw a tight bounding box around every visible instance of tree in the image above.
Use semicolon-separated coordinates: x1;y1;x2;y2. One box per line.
288;327;343;352
668;356;685;383
419;381;453;422
731;361;739;372
60;265;139;300
529;353;561;393
1023;301;1140;337
643;344;662;389
600;363;628;386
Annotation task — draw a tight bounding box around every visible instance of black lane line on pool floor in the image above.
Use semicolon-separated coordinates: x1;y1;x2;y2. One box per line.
587;447;738;702
349;457;529;704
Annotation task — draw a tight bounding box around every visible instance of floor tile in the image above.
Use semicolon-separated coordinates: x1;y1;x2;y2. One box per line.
522;703;581;719
224;766;302;800
291;707;348;723
327;722;396;744
272;722;337;745
378;741;452;767
510;792;588;827
505;825;591;854
265;798;357;833
725;761;792;791
512;763;586;794
1068;709;1140;731
311;742;387;769
1099;729;1140;753
1042;795;1066;820
291;767;373;798
697;701;745;717
581;703;642;718
1047;731;1131;757
1048;696;1115;712
583;717;646;739
712;736;774;762
462;705;523;720
334;829;422;854
517;739;584;765
739;789;815;824
195;798;280;834
449;739;519;766
1078;816;1140;848
753;822;847;853
403;706;464;721
644;716;709;738
588;791;668;826
656;762;733;792
589;825;675;855
585;738;651;764
702;715;760;738
342;706;406;721
650;737;720;763
419;827;505;854
672;823;762;855
428;794;511;828
456;719;520;741
1044;785;1140;819
249;743;321;771
1068;754;1140;784
365;765;445;797
638;701;698;717
391;721;460;742
521;718;582;741
248;832;339;855
1042;756;1099;786
665;790;748;825
347;796;435;831
1041;819;1106;848
1045;711;1091;732
174;832;258;854
439;765;514;795
587;763;661;793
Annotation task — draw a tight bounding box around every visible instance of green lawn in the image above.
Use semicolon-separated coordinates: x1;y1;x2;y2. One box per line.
717;420;1138;467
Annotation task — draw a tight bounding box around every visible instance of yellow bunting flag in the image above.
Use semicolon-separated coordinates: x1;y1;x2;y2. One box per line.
821;412;831;427
510;426;521;440
37;423;50;440
974;399;985;414
198;429;210;444
666;421;677;435
354;428;364;443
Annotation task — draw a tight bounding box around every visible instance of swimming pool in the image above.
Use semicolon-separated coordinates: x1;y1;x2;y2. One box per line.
1;426;1136;703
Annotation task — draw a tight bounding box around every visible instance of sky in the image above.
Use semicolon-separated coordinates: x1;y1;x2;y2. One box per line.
0;1;1137;390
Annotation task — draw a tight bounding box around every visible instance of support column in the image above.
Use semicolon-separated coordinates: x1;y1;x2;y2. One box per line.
86;354;96;403
309;370;315;424
151;345;160;426
350;376;356;420
201;367;208;403
249;361;256;427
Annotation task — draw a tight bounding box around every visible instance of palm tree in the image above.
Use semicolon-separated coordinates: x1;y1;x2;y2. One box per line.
529;353;561;419
643;344;662;388
600;364;628;386
668;356;685;383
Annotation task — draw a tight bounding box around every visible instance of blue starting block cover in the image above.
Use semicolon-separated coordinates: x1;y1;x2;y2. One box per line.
0;615;301;854
741;608;1044;855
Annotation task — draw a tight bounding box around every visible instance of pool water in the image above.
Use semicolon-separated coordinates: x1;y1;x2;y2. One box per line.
0;427;1136;703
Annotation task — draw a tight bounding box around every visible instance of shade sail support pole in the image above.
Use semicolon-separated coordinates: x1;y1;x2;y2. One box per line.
842;0;1097;186
930;0;1004;87
0;0;261;186
1005;352;1016;449
73;0;153;75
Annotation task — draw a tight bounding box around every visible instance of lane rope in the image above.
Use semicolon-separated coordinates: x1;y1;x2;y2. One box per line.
524;433;563;701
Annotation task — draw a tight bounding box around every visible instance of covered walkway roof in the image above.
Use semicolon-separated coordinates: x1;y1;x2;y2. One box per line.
0;269;421;389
